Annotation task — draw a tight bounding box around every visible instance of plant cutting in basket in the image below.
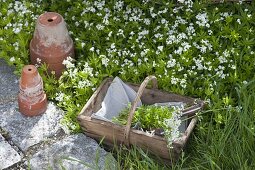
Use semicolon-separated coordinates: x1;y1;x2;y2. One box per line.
113;103;186;148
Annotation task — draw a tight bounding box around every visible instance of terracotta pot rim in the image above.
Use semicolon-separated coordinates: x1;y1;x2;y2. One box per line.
38;12;63;27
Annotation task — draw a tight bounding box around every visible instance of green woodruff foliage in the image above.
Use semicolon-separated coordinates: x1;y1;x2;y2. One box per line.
112;104;176;130
1;0;255;168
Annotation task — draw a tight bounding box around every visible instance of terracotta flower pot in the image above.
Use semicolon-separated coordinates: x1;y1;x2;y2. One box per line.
30;12;75;78
18;65;47;116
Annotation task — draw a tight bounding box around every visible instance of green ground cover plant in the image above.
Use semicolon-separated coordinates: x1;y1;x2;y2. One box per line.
1;0;255;169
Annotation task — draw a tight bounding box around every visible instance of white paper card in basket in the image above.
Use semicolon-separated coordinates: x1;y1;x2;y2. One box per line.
92;77;142;121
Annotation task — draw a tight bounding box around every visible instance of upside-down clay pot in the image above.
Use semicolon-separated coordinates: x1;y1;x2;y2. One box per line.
30;12;74;78
18;65;47;116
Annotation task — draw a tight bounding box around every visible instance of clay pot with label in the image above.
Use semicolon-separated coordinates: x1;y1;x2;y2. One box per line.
18;65;47;116
30;12;74;78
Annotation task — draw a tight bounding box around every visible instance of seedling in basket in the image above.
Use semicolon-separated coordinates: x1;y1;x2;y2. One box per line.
113;104;184;148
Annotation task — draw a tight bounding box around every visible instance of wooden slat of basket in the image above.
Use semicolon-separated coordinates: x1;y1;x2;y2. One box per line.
78;115;126;144
128;84;195;105
78;115;173;160
78;113;198;160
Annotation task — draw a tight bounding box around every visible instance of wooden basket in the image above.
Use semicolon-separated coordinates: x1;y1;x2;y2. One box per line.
77;76;205;162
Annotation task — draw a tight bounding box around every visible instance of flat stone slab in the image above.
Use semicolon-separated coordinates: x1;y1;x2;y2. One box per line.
0;59;19;104
0;134;22;169
0;101;66;151
29;133;117;170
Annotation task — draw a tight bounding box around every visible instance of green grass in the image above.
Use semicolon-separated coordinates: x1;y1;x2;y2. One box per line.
180;81;255;169
113;145;171;170
111;81;255;169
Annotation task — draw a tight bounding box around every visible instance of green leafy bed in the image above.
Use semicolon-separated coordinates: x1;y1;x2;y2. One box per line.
1;0;255;168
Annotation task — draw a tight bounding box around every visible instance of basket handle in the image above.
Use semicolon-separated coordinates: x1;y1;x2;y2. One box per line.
124;75;158;146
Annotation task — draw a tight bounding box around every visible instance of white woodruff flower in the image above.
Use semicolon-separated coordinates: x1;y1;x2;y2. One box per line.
237;19;241;24
81;42;85;48
143;18;151;25
69;68;78;78
180;79;187;88
62;57;74;69
108;31;113;37
77;80;92;88
243;81;248;85
56;92;64;102
10;57;15;62
186;25;195;36
36;58;41;64
110;43;115;49
171;76;179;85
114;0;124;11
193;58;205;70
164;107;183;148
100;55;110;67
13;27;21;34
218;55;227;64
181;42;191;52
96;24;105;30
196;12;210;28
167;58;176;68
90;47;95;52
157;46;163;52
174;46;183;55
82;62;94;77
